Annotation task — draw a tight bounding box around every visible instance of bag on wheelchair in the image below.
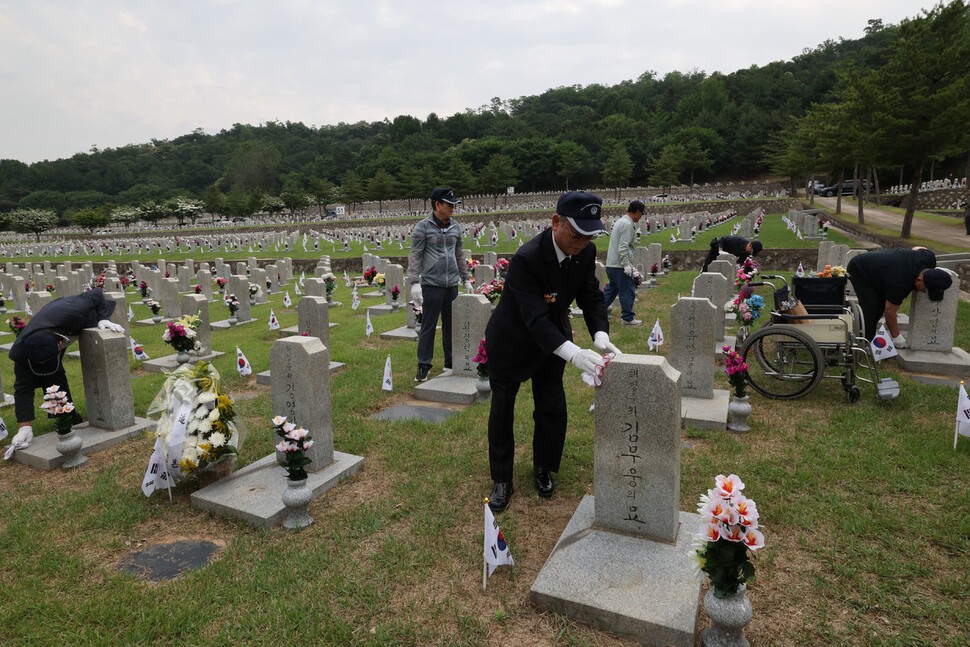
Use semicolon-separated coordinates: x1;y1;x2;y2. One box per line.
792;276;847;313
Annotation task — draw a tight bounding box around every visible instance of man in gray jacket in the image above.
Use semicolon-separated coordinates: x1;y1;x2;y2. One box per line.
409;187;473;382
603;200;645;326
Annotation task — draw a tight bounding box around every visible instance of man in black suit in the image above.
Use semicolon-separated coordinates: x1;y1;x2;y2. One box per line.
485;191;622;513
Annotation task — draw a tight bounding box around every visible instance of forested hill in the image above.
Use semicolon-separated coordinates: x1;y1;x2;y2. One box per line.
0;20;904;217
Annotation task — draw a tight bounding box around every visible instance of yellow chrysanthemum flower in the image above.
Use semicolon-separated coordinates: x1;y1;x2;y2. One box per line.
216;394;234;417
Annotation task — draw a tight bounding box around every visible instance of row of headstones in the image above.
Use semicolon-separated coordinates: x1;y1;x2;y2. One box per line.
815;241;859;272
788;209;823;239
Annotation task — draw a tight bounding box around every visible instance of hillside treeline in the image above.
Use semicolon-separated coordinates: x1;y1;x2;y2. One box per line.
0;8;966;226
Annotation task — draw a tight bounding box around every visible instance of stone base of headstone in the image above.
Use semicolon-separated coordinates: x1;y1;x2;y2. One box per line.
141;351;226;374
681;390;730;431
255;362;344;385
361;291;383;299
894;347;970;377
370;403;458;423
379;326;419;341
414;375;482;404
0;342;12;352
0;392;14;408
531;496;702;647
13;418;157;471
134;318;174;327
211;317;258;330
281;322;338;335
365;304;395;316
189;451;363;528
716;335;734;354
908;373;965;387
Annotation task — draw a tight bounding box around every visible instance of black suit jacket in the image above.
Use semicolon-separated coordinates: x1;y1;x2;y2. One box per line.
485;228;608;382
9;289;116;362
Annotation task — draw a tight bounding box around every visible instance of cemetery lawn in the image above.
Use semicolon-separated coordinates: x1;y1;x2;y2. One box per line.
0;264;968;646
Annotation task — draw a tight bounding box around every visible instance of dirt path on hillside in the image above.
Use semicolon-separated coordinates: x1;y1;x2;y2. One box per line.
812;195;970;250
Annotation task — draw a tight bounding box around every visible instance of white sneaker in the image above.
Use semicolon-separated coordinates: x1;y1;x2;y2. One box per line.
621;318;643;326
440;368;453;377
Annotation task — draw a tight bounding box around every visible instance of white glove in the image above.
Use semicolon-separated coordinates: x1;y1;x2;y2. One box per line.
11;426;33;446
463;280;474;294
410;284;423;307
593;331;622;356
623;265;633;276
570;348;606;375
892;333;907;349
98;319;124;333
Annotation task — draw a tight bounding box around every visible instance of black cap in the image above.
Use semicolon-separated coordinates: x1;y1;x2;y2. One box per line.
556;191;607;236
923;268;952;302
628;200;646;214
750;241;763;256
430;187;461;205
22;331;61;376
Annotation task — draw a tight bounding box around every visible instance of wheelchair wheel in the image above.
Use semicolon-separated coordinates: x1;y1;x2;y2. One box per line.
739;325;824;399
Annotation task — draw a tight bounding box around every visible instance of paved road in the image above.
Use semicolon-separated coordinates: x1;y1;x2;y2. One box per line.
812;195;970;250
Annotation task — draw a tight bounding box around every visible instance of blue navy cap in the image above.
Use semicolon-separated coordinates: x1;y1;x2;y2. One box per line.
430;187;461;205
556;191;606;235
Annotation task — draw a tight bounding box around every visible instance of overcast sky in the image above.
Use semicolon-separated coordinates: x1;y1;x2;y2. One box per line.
1;0;931;164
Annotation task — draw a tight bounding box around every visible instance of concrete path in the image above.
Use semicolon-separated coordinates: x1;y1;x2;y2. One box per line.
812;195;970;249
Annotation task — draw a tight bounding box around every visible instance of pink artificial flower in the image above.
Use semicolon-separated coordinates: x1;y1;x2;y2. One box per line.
736;497;759;527
715;474;745;499
722;525;745;542
742;528;765;550
703;523;721;542
272;415;287;427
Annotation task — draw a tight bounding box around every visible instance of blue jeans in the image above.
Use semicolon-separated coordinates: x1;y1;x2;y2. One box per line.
603;267;636;322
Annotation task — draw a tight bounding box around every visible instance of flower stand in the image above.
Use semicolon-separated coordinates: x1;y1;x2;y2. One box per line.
282;477;314;529
703;584;753;647
56;429;88;470
727;395;752;433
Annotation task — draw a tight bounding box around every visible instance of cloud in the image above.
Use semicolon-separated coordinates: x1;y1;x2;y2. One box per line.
0;0;930;163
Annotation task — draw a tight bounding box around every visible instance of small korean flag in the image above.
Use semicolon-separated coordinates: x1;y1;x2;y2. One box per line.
483;503;514;588
796;262;805;278
365;311;374;337
236;347;252;376
0;417;7;443
130;337;150;360
268;310;281;330
670;233;676;243
955;382;970;448
870;325;897;361
25;302;32;316
352;287;361;311
283;292;292;307
128;305;134;321
344;271;351;287
382;355;393;391
648;319;664;352
475;238;480;248
300;271;305;286
294;283;302;296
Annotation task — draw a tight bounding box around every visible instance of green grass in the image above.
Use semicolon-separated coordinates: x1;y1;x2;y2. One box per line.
1;234;968;646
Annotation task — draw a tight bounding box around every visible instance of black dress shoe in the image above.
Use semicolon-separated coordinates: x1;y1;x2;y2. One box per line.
534;467;555;498
488;481;513;513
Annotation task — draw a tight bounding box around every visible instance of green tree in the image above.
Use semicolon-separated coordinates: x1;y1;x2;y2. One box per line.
444;157;476;197
110;205;142;229
263;195;287;215
555;141;586;190
139;200;166;228
9;208;59;241
648;144;684;193
478;154;518;209
340;171;367;210
367;169;397;212
858;0;970;237
220;141;284;194
72;208;109;232
601;144;634;200
678;139;713;199
308;178;337;217
203;184;226;219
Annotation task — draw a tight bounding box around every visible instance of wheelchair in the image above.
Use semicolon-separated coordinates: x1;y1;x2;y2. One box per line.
736;274;900;403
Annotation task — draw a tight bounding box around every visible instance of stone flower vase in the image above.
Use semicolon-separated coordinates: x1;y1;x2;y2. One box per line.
650;276;657;287
391;297;400;312
476;374;490;397
228;315;238;327
176;351;190;365
152;314;162;324
56;429;88;470
414;322;422;334
0;305;6;314
727;395;752;433
326;292;334;305
282;476;314;529
703;583;753;647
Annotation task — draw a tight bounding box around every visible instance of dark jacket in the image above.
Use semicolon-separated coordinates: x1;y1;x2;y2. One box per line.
485;228;608;382
9;290;115;362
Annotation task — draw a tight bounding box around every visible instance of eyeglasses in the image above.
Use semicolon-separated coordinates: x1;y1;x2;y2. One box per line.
563;218;594;241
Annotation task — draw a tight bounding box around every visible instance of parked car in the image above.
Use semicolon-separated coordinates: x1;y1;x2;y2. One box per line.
809;180;825;192
820;180;867;197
